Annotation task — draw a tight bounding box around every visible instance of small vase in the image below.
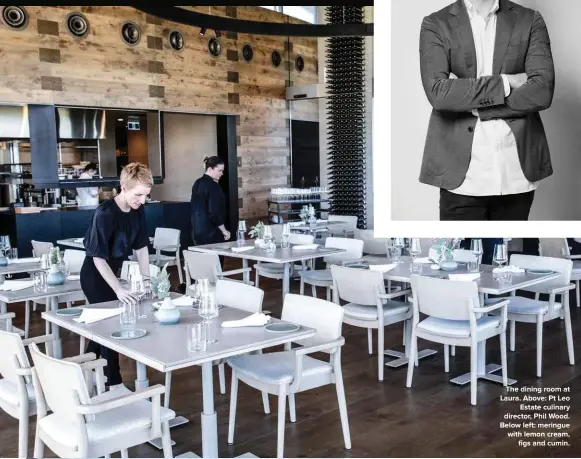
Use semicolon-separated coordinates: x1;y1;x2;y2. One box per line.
439;260;458;271
46;264;65;285
154;297;181;325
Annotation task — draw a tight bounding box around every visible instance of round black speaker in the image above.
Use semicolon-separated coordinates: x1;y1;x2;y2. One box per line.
208;37;221;57
242;44;253;62
120;21;141;46
168;30;185;52
271;50;281;68
295;55;305;72
66;12;89;39
1;6;28;30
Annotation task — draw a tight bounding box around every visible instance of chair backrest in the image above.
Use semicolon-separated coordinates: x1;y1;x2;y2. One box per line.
153;227;181;251
331;265;386;306
269;224;283;241
282;293;343;349
216;279;264;313
182;250;221;283
29;342;91;425
328;215;358;230
119;261;161;281
324;237;364;265
355;229;389;255
411;274;480;321
31;240;53;258
288;233;314;245
510;254;573;292
453;249;479;263
63;249;86;274
0;328;31;387
538;239;569;259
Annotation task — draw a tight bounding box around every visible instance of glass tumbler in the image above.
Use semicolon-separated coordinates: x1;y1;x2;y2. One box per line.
187;322;207;352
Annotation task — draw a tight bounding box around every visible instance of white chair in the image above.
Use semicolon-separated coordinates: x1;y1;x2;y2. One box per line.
0;313;107;458
331;266;412;381
31;240;53;258
183;250;253;293
495;254;575;377
254;233;315;289
407;275;509;405
129;228;183;285
355;229;390;256
327;215;358;238
29;342;174;459
538;238;581;308
453;249;481;264
119;261;161;281
227;294;351;459
299;237;364;301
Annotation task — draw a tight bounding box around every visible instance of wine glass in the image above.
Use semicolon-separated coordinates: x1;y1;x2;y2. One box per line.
493;243;508;268
130;276;147;319
470;239;483;272
393;238;405;263
199;290;219;344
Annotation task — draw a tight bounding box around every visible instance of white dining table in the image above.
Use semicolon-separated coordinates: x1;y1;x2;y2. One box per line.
42;298;315;458
363;256;560;385
58;236;156;250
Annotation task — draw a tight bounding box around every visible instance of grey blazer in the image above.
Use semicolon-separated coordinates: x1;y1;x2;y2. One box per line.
418;0;555;190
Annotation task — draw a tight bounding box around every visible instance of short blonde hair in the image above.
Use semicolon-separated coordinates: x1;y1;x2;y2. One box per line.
120;162;153;189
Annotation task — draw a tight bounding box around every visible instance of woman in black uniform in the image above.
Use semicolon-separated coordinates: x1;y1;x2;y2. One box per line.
190;156;230;245
81;162;153;388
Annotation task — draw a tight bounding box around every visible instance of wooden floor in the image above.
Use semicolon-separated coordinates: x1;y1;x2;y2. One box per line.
1;264;580;458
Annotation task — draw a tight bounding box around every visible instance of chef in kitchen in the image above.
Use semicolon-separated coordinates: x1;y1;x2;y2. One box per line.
76;162;100;207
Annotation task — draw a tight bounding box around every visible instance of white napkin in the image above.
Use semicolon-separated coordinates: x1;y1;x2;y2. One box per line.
222;313;271;328
73;307;123;324
0;280;35;291
413;257;433;264
67;274;81;281
292;244;319;251
448;273;481;282
369;263;397;273
493;265;524;273
288;221;302;227
231;246;254;253
8;257;40;264
173;295;194;306
73;238;84;244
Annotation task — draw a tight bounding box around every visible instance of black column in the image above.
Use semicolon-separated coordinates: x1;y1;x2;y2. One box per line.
216;115;239;237
28;104;58;186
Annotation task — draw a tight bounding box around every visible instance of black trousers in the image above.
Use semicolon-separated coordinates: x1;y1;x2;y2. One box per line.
440;189;535;221
80;258;123;386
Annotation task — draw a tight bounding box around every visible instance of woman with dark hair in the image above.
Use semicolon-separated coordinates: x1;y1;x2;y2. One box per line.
190;156;230;245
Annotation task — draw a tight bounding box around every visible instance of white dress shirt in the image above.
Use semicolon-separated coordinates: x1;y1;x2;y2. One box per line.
76;172;99;207
450;0;537;197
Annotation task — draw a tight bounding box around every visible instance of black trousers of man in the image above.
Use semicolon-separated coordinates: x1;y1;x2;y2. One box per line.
440;190;535;221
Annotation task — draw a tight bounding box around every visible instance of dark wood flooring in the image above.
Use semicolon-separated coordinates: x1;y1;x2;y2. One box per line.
1;263;580;458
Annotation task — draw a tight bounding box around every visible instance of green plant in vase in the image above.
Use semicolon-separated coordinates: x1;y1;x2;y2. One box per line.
46;247;65;285
249;221;265;240
152;262;171;299
152;263;180;324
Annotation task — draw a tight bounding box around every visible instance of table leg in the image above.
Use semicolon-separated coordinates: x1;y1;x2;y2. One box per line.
243;259;250;284
0;300;6;314
51;297;62;359
384;321;437;367
135;362;149;390
282;263;290;300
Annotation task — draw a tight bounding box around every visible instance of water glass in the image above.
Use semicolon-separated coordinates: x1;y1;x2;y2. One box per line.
40;254;51;270
237;220;247;246
187;322;207;352
410;260;422;274
120;302;137;327
5;248;17;260
33;271;47;293
493;243;508;268
388;246;401;263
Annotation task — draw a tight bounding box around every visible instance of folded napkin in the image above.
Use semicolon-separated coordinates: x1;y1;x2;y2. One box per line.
292;244;319;251
448;273;481;282
288;221;302;227
173;295;195;307
67;274;81;281
413;257;433;264
493;265;524;273
0;280;35;291
369;263;397;273
222;313;271;328
73;238;84;244
231;246;254;253
73;307;123;324
8;257;40;264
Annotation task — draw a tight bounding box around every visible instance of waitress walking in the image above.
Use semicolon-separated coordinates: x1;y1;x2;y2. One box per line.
81;162;153;388
190;156;230;245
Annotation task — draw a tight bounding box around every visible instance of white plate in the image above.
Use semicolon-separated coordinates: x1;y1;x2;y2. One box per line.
111;329;147;340
265;323;300;333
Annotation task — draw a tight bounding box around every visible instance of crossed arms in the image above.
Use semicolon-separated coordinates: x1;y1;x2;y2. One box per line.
419;11;555;120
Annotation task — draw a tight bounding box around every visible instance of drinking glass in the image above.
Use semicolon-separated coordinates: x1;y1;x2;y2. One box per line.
189;283;201;310
387;245;401;263
409;238;422;272
263;225;275;252
493;243;508;268
237;220;247;246
197;278;210;298
5;247;17;260
33;271;47;293
130;276;147;318
40;254;51;271
120;302;137;327
281;224;291;249
393;238;405;262
470;239;483;272
199;290;219;344
187;322;207;352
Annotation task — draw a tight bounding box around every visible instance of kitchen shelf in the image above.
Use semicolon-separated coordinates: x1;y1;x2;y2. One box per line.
267;198;330;224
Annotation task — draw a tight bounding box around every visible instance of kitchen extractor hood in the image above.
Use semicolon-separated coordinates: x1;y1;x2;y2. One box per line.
285;83;327;101
56;106;106;139
0;104;30;138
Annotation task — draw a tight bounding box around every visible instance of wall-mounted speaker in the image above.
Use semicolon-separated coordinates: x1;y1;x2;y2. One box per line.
295;55;305;72
242;44;253;62
1;6;28;31
120;21;141;46
208;37;221;57
66;12;89;39
271;50;282;68
168;30;185;52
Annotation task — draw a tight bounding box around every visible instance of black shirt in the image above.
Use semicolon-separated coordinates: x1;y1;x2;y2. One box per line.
83;198;149;273
190;174;226;244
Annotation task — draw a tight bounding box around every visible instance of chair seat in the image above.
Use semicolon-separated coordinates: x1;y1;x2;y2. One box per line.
255;262;305;274
571;262;581;280
0;379;36;409
38;386;175;449
505;296;562;315
58;292;85;303
149;254;177;264
227;350;333;385
417;316;501;338
343;301;410;321
299;269;332;283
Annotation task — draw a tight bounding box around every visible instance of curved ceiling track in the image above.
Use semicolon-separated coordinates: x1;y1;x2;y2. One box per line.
133;7;373;37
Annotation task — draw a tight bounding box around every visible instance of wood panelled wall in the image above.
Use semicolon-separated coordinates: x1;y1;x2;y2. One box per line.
0;5;318;219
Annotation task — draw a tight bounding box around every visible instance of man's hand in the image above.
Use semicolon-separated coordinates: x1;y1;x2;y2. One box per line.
505;73;528;89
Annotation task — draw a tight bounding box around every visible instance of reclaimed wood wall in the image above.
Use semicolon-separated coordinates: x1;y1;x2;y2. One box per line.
0;5;318;219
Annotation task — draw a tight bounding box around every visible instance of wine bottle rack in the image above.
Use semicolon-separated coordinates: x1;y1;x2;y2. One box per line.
325;6;367;229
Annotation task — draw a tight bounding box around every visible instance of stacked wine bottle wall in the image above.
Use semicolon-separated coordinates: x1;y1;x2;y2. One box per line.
325;6;367;229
